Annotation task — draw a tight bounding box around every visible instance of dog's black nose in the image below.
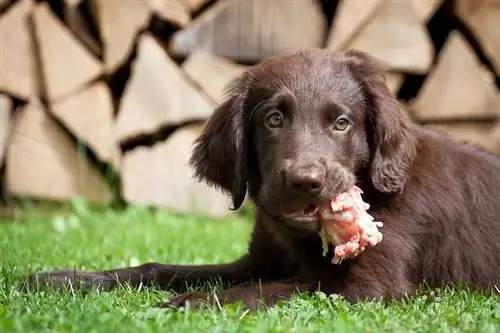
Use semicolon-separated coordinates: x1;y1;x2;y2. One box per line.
285;165;325;196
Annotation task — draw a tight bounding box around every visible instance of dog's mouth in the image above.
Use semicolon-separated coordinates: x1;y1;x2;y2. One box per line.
282;203;320;223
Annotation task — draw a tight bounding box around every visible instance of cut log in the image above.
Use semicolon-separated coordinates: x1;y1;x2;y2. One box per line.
32;2;102;102
169;0;327;62
0;94;12;166
92;0;151;72
425;121;500;154
50;82;120;169
0;0;37;100
62;0;101;57
121;123;233;218
412;0;443;21
326;0;385;51
410;32;499;121
181;50;248;103
385;72;405;95
0;0;11;11
146;0;190;27
5;99;113;204
182;0;207;12
116;33;214;143
456;0;500;75
338;0;433;74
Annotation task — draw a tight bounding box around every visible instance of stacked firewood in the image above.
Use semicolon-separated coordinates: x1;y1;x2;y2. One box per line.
0;0;499;217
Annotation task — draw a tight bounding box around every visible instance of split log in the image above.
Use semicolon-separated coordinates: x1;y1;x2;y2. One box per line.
116;33;213;143
332;0;433;74
5;99;113;204
182;0;208;13
412;0;443;21
32;2;102;102
326;0;385;51
456;0;500;75
0;0;37;100
91;0;151;73
62;0;101;57
121;123;233;218
181;50;248;103
50;82;120;169
0;0;12;11
425;121;500;154
0;94;12;166
146;0;190;28
169;0;327;62
385;72;405;95
410;32;499;121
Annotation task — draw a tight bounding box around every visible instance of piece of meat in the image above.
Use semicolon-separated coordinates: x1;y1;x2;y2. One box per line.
317;186;384;264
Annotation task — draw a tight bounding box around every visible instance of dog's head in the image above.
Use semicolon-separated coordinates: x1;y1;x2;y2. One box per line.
190;49;417;233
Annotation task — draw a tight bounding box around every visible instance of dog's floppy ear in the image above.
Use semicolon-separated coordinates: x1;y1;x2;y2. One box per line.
189;72;252;210
344;50;418;194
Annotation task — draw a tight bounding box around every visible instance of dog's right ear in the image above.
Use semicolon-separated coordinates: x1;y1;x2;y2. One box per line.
189;72;253;210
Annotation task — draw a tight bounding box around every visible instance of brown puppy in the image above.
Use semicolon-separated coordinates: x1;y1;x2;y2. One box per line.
23;49;500;310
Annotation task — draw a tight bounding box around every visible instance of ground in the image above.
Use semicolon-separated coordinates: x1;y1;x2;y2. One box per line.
1;199;499;333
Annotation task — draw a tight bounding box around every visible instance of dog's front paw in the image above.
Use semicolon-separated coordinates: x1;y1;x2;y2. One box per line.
157;292;211;310
19;270;117;293
156;286;284;311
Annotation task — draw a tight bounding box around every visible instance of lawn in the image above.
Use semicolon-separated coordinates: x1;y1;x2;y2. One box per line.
1;199;499;333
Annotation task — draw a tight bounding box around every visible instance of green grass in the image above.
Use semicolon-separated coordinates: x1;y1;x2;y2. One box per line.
1;199;500;333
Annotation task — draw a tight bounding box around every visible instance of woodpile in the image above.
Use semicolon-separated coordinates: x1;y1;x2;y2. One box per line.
1;0;499;217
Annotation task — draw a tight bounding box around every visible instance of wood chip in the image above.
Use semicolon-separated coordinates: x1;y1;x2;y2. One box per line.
5;99;113;204
182;0;207;12
121;123;234;218
340;0;433;74
412;0;443;21
64;0;81;5
169;0;327;62
0;0;11;10
50;82;120;169
385;72;405;95
92;0;151;72
181;50;248;103
146;0;190;27
411;32;499;121
326;0;385;51
116;33;214;143
456;0;500;75
0;94;13;166
32;2;102;102
0;0;37;100
62;0;101;57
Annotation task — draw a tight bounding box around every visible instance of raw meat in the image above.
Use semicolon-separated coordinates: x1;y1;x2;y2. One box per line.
317;186;383;264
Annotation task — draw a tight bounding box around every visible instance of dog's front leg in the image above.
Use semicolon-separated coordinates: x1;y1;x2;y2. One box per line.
159;277;316;311
21;254;264;293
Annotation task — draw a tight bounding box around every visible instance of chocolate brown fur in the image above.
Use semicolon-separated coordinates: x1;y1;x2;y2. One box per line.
23;49;500;310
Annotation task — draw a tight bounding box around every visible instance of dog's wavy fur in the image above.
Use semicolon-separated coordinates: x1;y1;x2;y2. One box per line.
24;50;500;310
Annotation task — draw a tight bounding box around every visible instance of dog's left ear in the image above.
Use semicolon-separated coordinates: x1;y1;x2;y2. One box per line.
189;72;253;210
344;50;418;194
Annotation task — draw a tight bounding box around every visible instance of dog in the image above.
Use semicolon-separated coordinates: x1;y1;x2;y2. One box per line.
23;49;500;310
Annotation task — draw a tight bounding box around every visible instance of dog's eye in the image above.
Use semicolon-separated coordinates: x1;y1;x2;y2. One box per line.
265;111;284;129
333;117;350;131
